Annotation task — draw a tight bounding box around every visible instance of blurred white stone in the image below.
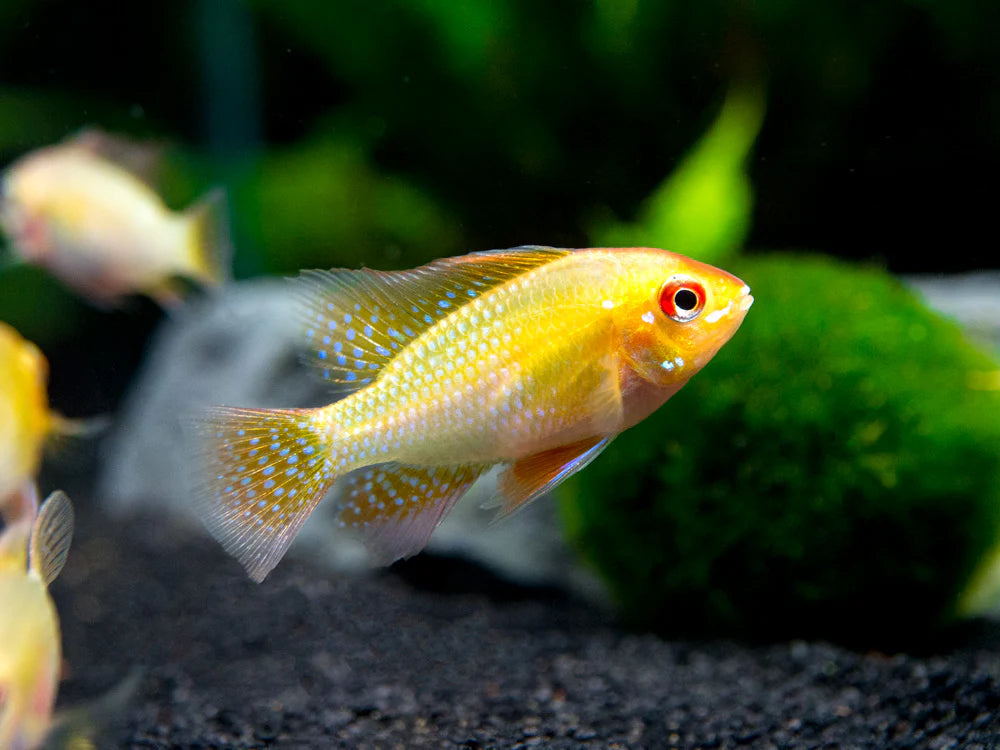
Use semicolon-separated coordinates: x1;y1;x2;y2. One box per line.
907;272;1000;351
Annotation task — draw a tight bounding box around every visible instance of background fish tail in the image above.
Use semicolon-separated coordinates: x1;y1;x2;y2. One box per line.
181;188;231;289
195;405;334;581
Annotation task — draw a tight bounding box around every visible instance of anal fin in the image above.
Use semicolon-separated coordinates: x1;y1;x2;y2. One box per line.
336;462;489;565
495;436;612;518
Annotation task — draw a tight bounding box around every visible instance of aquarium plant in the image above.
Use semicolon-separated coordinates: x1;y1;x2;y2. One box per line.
565;89;1000;642
561;254;1000;640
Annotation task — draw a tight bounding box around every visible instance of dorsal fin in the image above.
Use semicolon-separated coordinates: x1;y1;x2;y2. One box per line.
65;128;164;188
295;246;571;394
29;490;74;586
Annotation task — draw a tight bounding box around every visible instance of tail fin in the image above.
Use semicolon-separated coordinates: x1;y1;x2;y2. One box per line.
44;411;111;458
194;406;334;581
181;188;231;289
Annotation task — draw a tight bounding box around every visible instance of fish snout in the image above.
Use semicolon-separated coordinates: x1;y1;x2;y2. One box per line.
738;285;754;313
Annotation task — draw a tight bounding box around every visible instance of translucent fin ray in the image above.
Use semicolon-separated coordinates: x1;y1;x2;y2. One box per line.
295;246;571;393
495;437;611;518
194;406;335;582
29;490;74;586
334;462;489;564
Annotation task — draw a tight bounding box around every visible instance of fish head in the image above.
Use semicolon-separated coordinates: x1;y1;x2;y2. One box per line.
614;249;753;387
0;154;57;263
0;142;99;263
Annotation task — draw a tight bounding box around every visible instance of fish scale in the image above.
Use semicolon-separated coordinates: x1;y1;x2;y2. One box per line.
369;263;615;461
197;246;753;581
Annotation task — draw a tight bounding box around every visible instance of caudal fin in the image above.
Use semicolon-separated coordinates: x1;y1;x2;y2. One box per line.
194;406;334;581
181;188;231;289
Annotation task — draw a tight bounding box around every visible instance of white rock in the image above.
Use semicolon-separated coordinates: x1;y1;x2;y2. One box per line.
906;272;1000;350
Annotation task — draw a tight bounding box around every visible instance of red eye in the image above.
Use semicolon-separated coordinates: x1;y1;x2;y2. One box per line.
659;279;706;322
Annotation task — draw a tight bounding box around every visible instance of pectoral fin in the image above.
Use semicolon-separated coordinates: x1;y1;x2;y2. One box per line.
29;490;74;586
495;436;612;519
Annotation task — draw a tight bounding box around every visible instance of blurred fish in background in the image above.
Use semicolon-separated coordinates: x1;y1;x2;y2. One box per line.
0;130;230;307
0;322;98;516
0;489;74;750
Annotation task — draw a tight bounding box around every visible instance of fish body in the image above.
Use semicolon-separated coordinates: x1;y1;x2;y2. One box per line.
1;131;228;306
198;247;753;581
0;490;74;750
0;323;51;510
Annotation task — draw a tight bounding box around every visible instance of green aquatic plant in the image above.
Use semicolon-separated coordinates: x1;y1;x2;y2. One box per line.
593;84;764;267
560;254;1000;641
249;132;462;274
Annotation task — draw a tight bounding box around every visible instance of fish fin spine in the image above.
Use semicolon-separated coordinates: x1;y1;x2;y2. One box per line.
195;406;337;582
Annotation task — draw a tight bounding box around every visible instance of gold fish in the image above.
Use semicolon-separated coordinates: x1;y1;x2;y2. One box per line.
0;323;53;512
0;322;96;515
0;490;74;750
0;130;229;307
196;246;753;581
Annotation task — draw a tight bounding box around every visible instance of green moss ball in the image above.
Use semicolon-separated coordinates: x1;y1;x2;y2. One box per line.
559;254;1000;642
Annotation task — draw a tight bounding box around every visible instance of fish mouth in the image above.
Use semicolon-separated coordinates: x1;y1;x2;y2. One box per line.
738;285;754;312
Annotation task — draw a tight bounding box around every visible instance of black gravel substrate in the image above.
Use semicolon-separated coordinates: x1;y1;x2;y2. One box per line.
50;510;1000;749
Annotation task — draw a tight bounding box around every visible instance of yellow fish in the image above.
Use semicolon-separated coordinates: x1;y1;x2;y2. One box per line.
197;246;753;581
0;130;228;307
0;323;55;513
0;489;74;750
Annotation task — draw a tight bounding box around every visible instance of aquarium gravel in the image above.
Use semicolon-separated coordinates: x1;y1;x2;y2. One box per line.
52;507;1000;749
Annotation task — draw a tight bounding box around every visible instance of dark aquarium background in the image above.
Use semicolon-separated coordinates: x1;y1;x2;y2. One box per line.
3;0;999;268
2;0;999;414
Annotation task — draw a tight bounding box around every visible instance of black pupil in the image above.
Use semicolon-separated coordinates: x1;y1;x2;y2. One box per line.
674;288;699;312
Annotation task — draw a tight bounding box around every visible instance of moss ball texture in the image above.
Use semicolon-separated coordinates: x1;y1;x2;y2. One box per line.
560;254;1000;642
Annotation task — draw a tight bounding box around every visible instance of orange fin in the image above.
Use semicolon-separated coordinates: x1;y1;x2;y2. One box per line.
495;436;612;518
195;406;335;582
295;246;570;395
29;490;74;586
336;462;488;565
